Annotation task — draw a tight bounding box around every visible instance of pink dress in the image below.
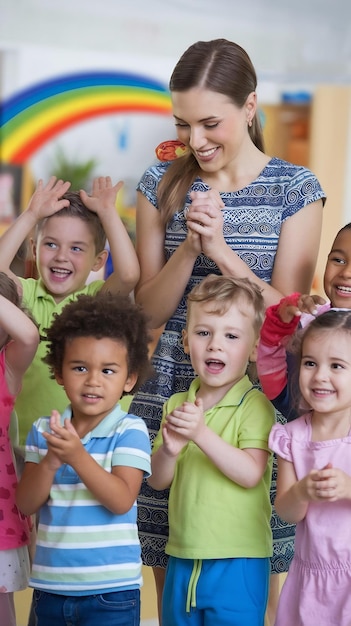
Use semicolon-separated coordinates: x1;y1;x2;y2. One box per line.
270;415;351;626
0;349;31;593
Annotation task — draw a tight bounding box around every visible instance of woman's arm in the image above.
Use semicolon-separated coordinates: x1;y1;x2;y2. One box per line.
134;192;201;328
188;195;323;308
270;200;323;296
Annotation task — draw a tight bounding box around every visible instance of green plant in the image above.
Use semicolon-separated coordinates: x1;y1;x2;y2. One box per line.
49;145;98;191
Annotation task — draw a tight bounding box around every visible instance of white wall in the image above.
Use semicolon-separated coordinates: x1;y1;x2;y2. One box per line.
2;0;351;210
2;0;351;85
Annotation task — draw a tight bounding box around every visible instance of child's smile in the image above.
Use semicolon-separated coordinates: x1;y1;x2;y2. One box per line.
33;215;105;303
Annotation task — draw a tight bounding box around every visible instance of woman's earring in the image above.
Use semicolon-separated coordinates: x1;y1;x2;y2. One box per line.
248;118;253;128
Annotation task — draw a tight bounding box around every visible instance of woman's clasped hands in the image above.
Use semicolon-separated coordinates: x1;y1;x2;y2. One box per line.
185;189;225;259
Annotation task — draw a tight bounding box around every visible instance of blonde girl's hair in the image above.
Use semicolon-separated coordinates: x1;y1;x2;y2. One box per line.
157;39;264;225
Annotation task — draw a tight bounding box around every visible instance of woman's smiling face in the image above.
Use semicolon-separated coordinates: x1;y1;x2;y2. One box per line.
172;87;255;175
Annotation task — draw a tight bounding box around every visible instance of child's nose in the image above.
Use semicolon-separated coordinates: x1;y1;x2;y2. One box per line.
85;371;100;385
53;247;68;260
313;366;329;382
207;335;221;350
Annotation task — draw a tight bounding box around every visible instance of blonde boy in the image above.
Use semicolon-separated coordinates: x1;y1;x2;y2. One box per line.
149;274;275;626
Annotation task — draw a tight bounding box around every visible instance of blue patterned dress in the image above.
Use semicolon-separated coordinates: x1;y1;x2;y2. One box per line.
130;156;326;571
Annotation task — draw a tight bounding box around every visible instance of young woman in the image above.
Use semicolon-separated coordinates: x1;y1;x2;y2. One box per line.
129;38;326;623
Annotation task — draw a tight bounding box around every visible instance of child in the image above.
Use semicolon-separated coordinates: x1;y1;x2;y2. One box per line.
257;222;351;420
0;272;39;626
16;291;152;626
0;175;139;444
265;308;351;626
148;274;275;626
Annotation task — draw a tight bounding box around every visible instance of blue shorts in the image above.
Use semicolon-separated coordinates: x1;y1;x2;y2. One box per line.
162;556;269;626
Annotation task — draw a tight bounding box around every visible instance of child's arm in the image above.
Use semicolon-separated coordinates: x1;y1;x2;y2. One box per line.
17;412;145;516
0;177;70;287
257;292;326;402
16;455;61;515
0;295;39;394
148;420;189;490
164;398;270;489
80;177;139;295
45;416;143;514
256;294;301;407
274;456;309;523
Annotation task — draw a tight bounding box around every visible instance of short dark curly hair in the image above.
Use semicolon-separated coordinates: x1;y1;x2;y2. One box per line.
43;292;154;394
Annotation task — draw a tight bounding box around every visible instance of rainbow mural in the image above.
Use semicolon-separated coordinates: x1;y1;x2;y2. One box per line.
1;71;172;165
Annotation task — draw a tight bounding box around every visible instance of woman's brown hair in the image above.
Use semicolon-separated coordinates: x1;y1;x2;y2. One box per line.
158;39;264;225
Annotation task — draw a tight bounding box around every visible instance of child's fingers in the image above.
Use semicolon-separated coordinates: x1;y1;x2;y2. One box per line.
277;302;301;323
298;294;326;315
49;409;61;431
113;180;124;194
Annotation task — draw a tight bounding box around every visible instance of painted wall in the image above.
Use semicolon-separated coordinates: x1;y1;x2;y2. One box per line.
2;0;351;297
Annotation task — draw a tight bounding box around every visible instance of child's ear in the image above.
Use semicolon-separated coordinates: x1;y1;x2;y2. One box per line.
54;370;64;386
30;238;37;260
249;339;259;363
124;372;138;394
182;328;190;354
91;249;108;273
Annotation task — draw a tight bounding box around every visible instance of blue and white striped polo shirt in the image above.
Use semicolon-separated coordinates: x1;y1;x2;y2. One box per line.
25;404;151;595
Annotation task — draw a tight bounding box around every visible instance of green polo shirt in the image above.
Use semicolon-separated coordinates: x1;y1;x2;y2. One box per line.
16;278;104;445
153;375;275;559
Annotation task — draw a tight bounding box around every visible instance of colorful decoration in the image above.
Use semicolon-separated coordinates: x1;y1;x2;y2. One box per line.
1;72;172;165
155;139;187;161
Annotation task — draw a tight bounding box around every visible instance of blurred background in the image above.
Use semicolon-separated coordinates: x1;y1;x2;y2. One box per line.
1;1;351;623
1;0;351;289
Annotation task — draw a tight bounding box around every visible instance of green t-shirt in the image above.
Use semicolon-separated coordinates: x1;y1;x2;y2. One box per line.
16;278;104;445
153;375;275;560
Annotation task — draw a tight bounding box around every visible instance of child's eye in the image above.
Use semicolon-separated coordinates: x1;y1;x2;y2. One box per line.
102;368;115;375
302;360;316;368
226;333;238;340
45;242;57;249
330;256;346;264
331;363;344;370
74;366;87;373
71;246;82;253
196;330;209;336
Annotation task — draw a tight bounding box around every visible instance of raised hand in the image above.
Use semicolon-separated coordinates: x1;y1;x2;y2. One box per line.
277;292;326;324
27;177;71;220
80;176;123;217
297;293;327;315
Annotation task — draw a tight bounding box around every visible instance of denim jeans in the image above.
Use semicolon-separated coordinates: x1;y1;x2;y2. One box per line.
32;589;140;626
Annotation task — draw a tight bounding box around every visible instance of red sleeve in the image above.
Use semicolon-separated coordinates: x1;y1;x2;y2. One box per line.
257;294;301;400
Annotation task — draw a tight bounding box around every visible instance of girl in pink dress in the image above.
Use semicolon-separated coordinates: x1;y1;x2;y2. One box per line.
265;304;351;626
0;272;39;626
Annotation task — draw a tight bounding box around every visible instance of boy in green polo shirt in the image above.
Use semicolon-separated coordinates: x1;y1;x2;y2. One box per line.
0;175;139;444
149;274;275;626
